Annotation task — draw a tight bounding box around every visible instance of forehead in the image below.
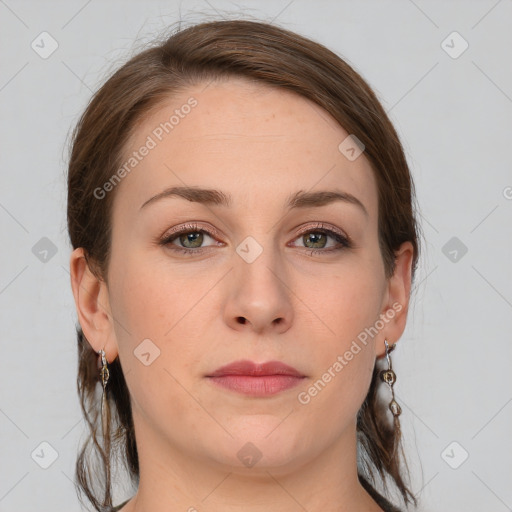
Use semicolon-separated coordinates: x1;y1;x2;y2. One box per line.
113;77;378;219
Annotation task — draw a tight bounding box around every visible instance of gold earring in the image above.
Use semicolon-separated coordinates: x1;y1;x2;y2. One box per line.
379;339;402;417
98;349;110;438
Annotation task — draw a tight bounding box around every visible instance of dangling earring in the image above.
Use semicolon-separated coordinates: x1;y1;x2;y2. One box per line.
380;339;402;459
98;348;110;439
380;339;401;417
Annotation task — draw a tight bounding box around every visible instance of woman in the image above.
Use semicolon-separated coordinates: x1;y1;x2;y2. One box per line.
68;19;420;512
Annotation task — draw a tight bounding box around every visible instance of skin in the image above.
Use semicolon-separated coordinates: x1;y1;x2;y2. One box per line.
70;77;413;512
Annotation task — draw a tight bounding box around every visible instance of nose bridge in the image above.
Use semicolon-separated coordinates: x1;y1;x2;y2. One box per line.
226;232;293;332
234;233;284;294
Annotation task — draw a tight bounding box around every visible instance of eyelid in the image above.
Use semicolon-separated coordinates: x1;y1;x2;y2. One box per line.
291;221;349;242
159;221;351;253
160;222;222;241
161;222;348;241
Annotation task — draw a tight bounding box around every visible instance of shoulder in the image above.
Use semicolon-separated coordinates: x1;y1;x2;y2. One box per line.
110;499;130;512
373;493;403;512
370;491;402;512
359;476;402;512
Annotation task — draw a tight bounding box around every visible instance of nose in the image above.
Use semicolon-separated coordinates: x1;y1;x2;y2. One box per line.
222;243;294;336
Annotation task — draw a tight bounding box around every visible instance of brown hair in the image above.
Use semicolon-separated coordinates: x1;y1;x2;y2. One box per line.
67;18;420;511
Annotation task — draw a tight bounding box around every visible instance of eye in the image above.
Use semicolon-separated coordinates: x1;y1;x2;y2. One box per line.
159;223;220;254
173;231;211;249
290;224;351;255
159;222;351;256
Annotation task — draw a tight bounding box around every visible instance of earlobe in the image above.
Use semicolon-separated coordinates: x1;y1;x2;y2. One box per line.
69;248;118;362
377;241;414;357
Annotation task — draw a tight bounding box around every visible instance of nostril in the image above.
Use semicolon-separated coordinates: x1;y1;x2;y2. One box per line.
237;317;246;324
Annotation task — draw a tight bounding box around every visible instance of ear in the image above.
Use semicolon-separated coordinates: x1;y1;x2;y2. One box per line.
376;241;414;358
69;247;119;363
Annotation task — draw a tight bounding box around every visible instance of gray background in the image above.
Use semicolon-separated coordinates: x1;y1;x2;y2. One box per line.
1;1;511;511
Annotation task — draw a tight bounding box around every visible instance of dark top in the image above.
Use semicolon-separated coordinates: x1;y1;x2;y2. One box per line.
366;488;403;512
110;489;401;512
111;500;129;512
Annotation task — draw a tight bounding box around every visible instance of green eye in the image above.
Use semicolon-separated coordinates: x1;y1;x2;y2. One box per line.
160;222;351;256
302;232;328;249
178;232;204;249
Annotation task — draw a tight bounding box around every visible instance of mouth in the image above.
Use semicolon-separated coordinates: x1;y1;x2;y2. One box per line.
206;360;306;397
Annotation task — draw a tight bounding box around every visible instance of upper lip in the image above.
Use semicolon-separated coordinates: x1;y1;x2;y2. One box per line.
207;360;305;378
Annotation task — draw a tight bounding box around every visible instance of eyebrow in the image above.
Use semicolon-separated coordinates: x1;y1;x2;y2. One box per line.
139;186;368;217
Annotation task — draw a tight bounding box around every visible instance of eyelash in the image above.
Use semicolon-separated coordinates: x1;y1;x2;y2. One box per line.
159;222;352;256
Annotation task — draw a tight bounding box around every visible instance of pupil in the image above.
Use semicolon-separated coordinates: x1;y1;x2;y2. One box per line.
181;232;203;248
305;233;326;248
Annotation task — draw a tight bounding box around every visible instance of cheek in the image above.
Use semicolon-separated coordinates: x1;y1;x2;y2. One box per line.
107;248;222;385
311;262;384;343
295;348;375;454
295;269;381;432
294;256;383;417
108;247;204;340
107;254;207;425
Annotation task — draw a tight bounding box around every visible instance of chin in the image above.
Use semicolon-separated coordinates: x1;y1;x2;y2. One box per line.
204;420;311;473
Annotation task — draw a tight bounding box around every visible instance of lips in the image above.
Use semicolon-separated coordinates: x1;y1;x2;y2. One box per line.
206;360;306;397
208;360;305;378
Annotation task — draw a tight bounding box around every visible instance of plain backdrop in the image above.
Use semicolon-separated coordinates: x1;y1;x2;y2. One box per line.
1;1;511;511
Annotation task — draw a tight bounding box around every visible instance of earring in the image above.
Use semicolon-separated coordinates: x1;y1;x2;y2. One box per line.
379;339;402;417
98;349;110;439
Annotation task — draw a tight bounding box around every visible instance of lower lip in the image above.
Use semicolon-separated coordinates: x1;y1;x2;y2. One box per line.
208;375;304;396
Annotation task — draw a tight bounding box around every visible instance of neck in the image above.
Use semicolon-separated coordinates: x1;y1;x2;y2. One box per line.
121;414;383;512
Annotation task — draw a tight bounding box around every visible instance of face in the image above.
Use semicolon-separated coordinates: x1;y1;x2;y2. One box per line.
87;78;410;475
